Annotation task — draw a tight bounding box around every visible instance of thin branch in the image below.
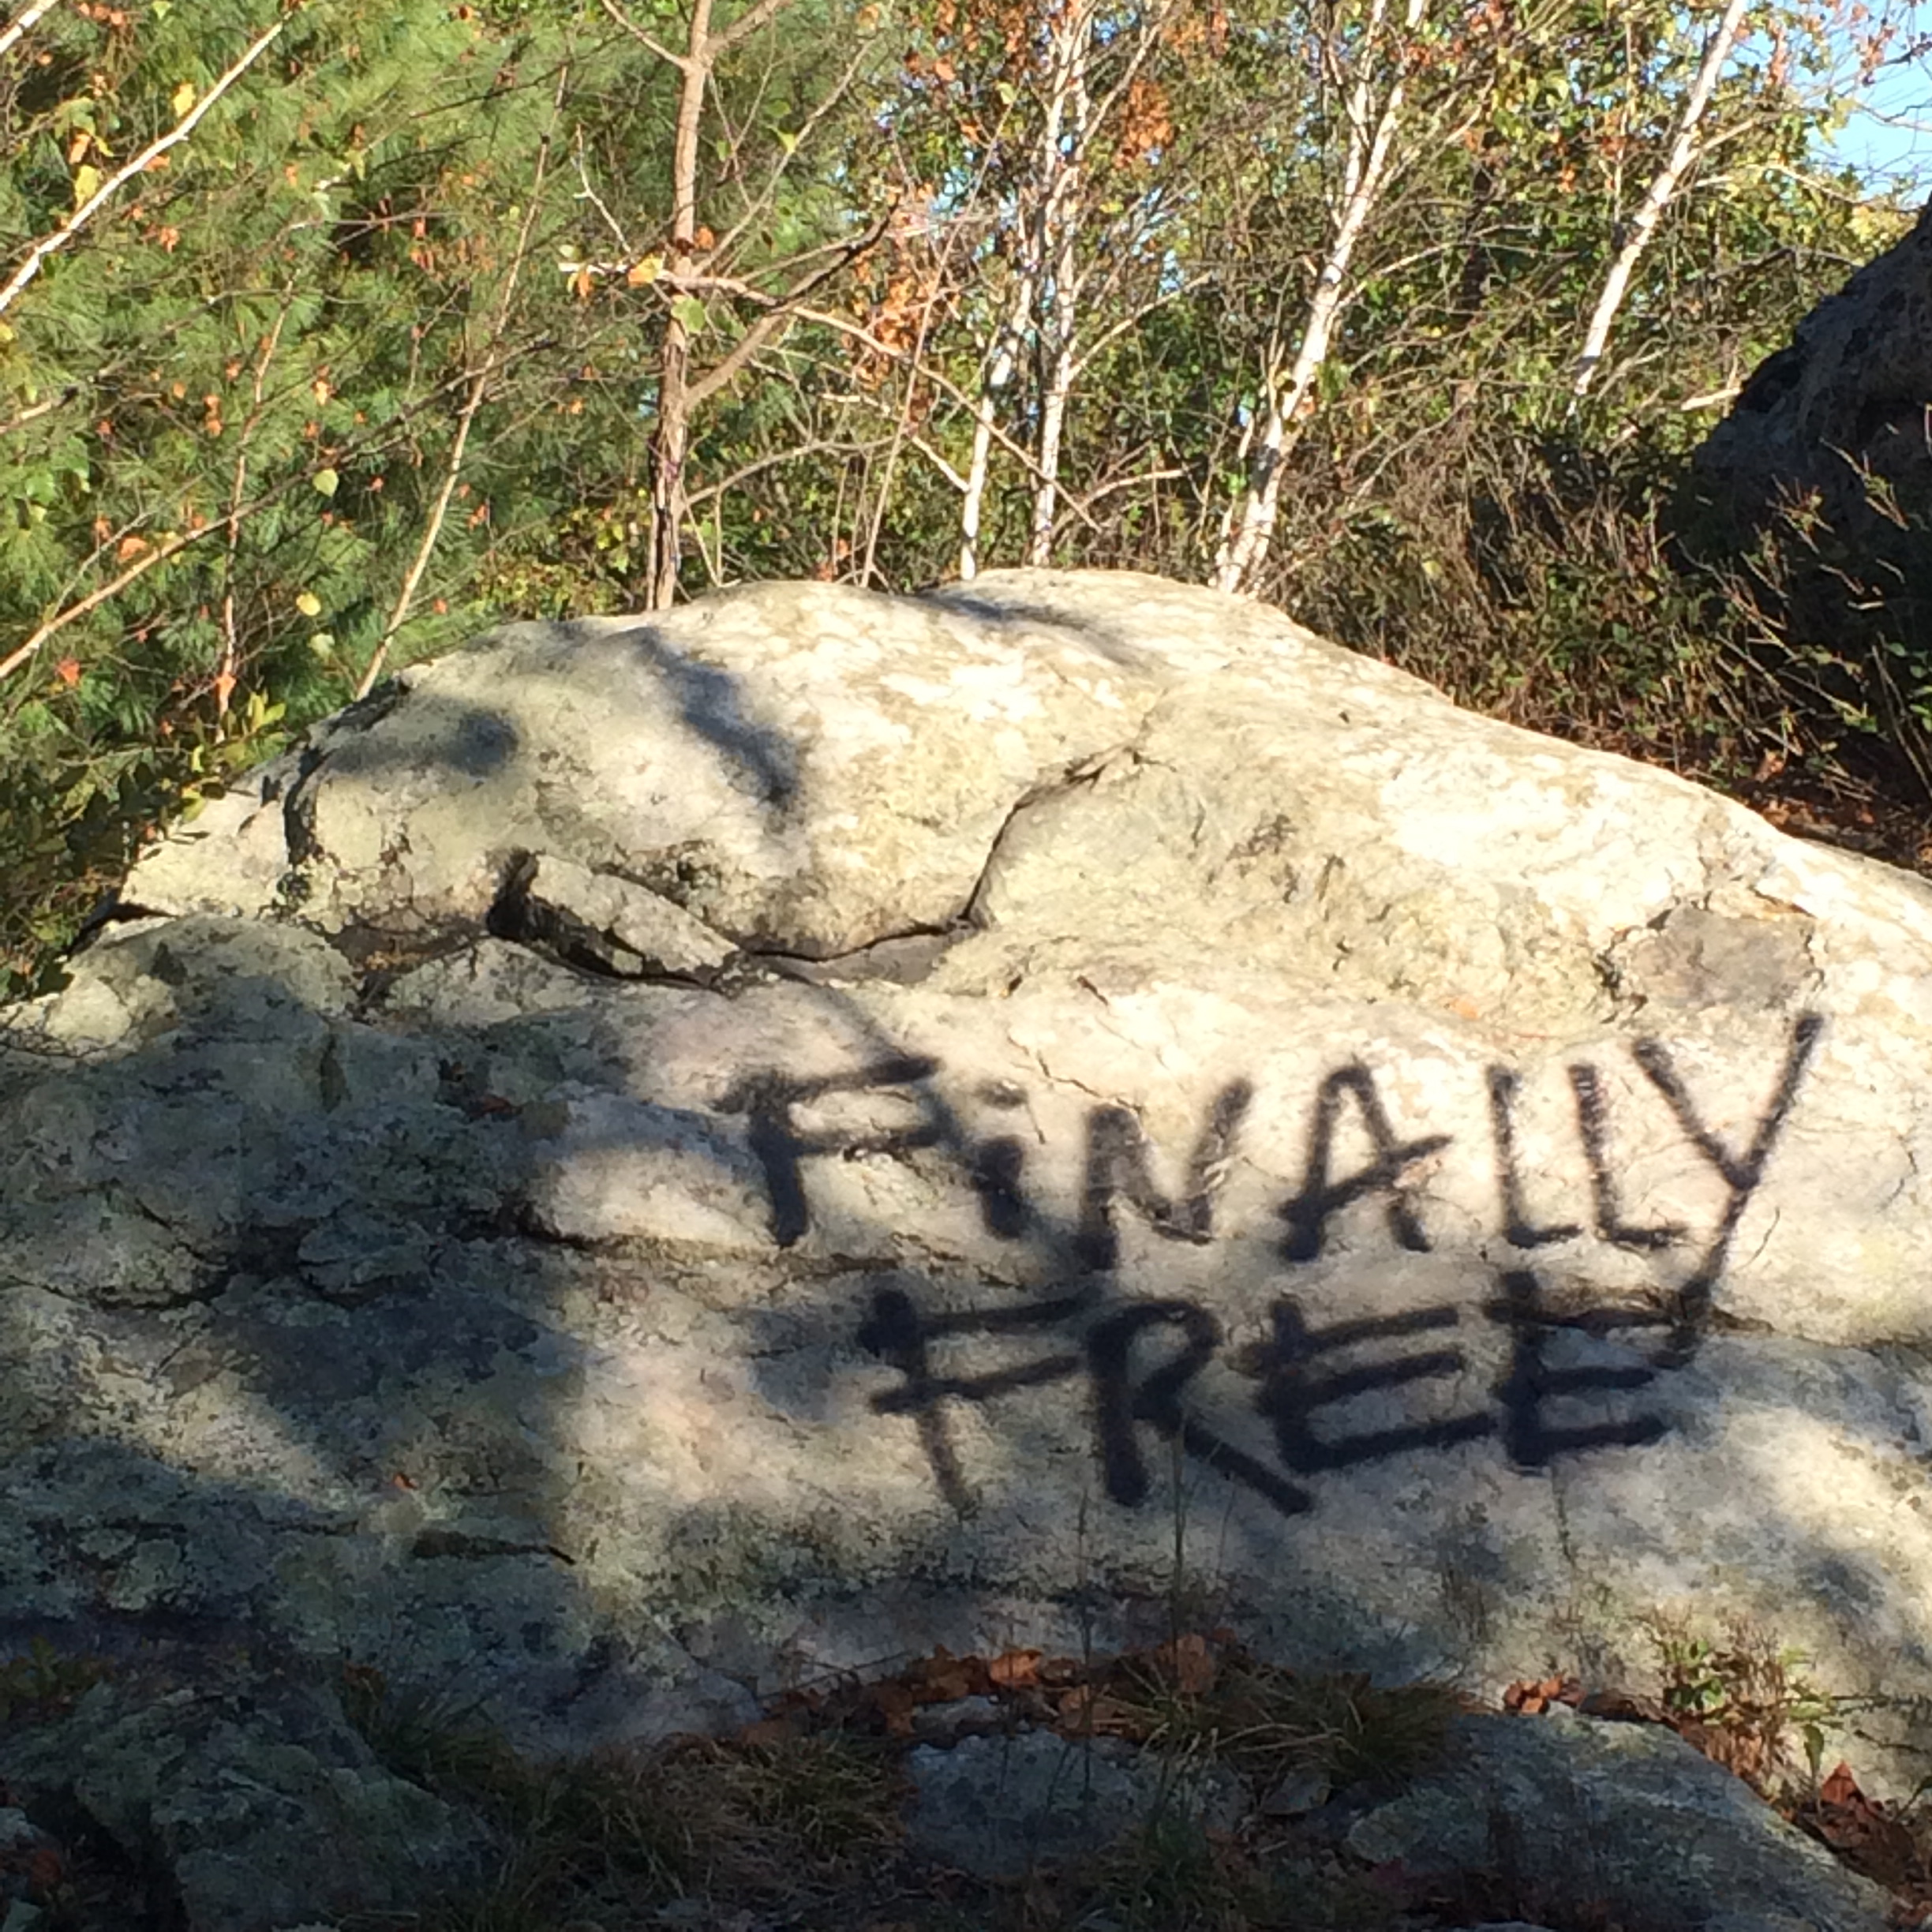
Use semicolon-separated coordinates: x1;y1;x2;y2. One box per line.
1571;0;1750;399
683;214;888;411
597;0;681;69
354;70;567;700
710;0;792;58
0;0;58;64
0;17;284;324
0;339;557;690
0;390;70;437
711;34;883;268
0;521;227;683
216;297;294;721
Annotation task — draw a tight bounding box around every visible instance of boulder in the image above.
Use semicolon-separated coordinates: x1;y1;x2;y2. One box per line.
1683;198;1931;635
6;567;1932;1919
1348;1707;1888;1931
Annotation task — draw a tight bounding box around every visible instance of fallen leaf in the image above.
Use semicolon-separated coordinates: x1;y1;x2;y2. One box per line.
989;1648;1043;1689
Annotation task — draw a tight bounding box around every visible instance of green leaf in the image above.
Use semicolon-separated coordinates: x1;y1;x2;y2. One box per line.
670;295;707;336
313;469;339;499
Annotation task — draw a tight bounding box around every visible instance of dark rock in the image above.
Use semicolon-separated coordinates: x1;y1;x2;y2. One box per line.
1346;1708;1887;1932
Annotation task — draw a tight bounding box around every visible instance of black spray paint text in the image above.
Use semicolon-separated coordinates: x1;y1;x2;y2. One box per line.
721;1013;1823;1515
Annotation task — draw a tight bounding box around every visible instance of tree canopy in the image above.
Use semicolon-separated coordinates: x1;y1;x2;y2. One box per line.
1;0;1926;991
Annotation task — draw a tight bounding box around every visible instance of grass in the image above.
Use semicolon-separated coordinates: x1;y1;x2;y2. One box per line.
322;1640;1464;1932
8;1622;1930;1930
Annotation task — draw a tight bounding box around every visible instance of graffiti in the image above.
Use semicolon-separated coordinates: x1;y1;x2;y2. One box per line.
1078;1078;1255;1270
1279;1065;1451;1261
858;1265;1694;1516
724;1013;1825;1515
720;1054;942;1247
858;1282;1312;1517
1243;1297;1494;1476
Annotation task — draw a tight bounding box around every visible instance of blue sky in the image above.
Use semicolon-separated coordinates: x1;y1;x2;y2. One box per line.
1818;0;1931;196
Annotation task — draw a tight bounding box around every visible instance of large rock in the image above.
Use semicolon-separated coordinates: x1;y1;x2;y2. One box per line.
6;568;1932;1913
1685;199;1931;629
1349;1707;1887;1931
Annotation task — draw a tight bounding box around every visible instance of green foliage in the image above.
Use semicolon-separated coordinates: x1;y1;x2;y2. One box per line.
1649;1615;1844;1797
2;0;1927;990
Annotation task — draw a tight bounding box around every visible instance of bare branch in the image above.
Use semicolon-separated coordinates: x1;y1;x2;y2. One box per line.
0;521;227;683
217;296;295;721
0;17;284;324
711;0;793;58
711;32;883;268
0;0;58;63
1215;0;1428;593
597;0;684;70
354;71;567;700
683;215;888;411
788;305;1100;522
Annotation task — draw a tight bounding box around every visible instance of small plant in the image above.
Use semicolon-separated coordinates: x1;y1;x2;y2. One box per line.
339;1661;521;1797
1649;1616;1839;1795
0;1637;112;1725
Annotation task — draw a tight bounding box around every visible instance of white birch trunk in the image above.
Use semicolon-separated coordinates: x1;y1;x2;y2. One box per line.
1214;0;1424;597
1571;0;1750;399
1028;0;1095;567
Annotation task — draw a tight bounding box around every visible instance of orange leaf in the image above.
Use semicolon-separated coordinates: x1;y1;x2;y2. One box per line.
116;534;152;561
989;1648;1043;1689
54;656;82;688
1151;1634;1217;1695
738;1714;802;1747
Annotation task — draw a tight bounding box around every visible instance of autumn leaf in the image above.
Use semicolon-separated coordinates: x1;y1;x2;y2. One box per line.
989;1648;1043;1689
54;657;82;689
171;80;197;117
1150;1633;1218;1695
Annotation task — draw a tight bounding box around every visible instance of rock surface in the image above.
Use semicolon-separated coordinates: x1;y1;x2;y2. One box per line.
1349;1708;1887;1931
5;567;1932;1921
1685;198;1930;618
903;1728;1245;1881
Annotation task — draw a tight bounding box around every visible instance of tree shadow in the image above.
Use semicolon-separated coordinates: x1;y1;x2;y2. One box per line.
3;597;1931;1889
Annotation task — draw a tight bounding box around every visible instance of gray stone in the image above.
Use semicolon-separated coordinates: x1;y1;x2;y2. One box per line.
0;1671;492;1932
1347;1709;1888;1932
505;852;738;980
903;1728;1244;1880
1689;200;1931;545
9;567;1932;1919
1684;200;1931;647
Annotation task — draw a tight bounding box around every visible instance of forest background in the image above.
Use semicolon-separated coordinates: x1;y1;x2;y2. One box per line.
0;0;1927;995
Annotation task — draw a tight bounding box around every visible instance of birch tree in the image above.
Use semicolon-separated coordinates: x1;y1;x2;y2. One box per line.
1570;0;1750;399
1213;0;1438;596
